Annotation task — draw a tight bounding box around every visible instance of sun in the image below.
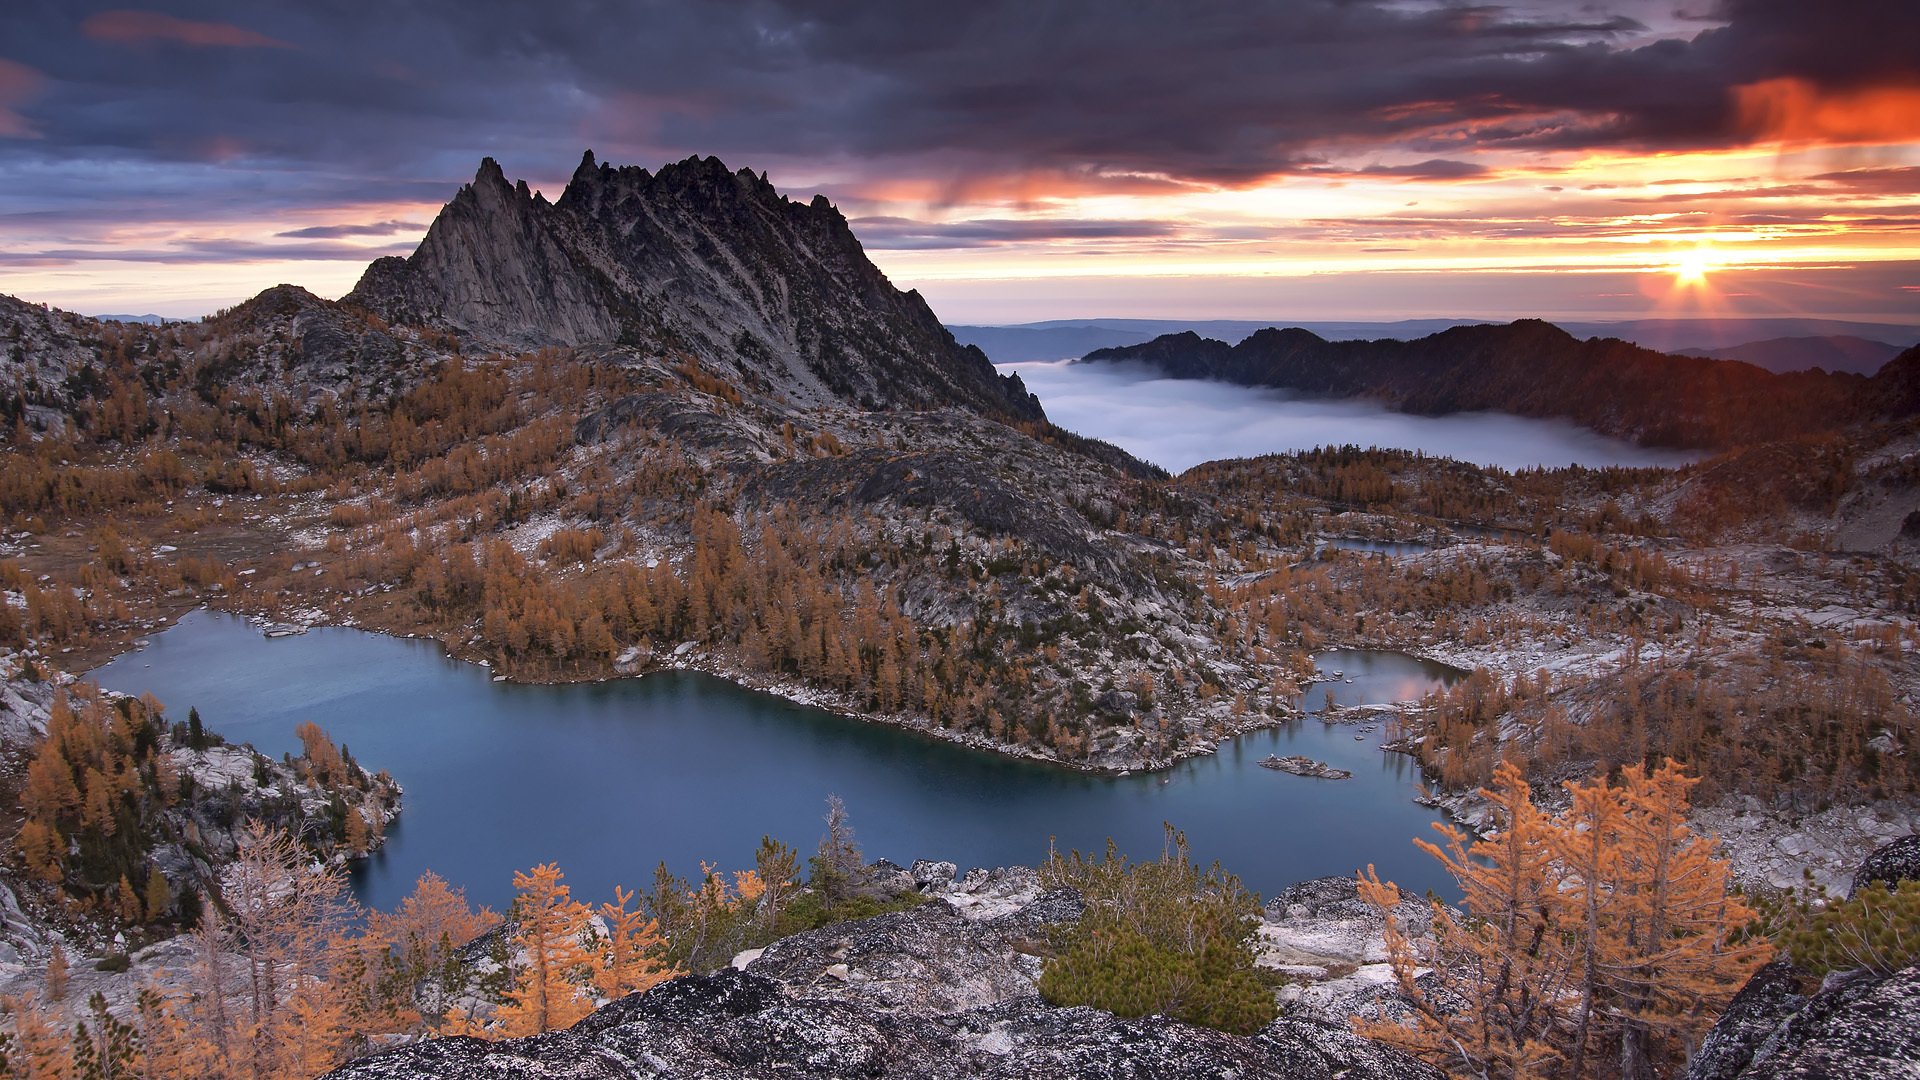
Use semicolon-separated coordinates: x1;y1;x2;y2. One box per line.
1670;245;1718;287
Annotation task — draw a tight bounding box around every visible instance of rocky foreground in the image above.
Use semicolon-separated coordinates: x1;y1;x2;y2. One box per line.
326;861;1439;1080
326;849;1920;1080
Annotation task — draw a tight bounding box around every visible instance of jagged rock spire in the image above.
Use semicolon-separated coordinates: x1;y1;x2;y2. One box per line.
345;152;1042;422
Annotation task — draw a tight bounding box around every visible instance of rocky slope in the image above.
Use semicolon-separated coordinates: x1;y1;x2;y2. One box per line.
0;152;1304;776
1085;321;1920;450
1685;837;1920;1080
347;152;1040;423
326;862;1440;1080
0;651;400;990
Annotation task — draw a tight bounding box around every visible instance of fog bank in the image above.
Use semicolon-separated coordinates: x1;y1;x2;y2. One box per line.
1009;359;1703;474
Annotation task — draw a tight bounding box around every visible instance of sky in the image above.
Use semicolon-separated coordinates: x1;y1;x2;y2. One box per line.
1;0;1917;324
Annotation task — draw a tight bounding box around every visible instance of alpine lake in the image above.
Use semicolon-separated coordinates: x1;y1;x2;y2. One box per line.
93;611;1467;913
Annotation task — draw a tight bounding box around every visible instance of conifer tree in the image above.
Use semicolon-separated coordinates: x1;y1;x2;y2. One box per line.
594;886;675;1000
491;863;593;1037
809;796;862;912
1361;759;1769;1080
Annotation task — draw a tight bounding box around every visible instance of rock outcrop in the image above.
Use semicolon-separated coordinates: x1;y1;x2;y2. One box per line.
1684;961;1816;1080
1851;834;1920;897
347;152;1042;423
326;871;1441;1080
1685;964;1920;1080
1686;836;1920;1079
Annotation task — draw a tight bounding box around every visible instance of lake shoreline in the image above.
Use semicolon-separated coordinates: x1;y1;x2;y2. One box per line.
94;603;1326;779
93;611;1473;910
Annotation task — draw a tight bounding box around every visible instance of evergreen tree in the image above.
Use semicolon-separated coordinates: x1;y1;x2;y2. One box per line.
490;864;594;1037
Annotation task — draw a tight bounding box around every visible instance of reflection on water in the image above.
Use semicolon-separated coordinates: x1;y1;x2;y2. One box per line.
1319;537;1432;558
93;613;1468;910
1310;648;1466;712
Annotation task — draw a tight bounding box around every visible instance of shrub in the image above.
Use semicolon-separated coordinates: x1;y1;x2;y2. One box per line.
1038;827;1275;1035
1783;880;1920;978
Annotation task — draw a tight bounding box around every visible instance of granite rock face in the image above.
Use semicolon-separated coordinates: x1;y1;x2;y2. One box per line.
1684;961;1815;1080
325;966;1442;1080
325;880;1441;1080
347;152;1041;423
1684;836;1920;1078
1851;835;1920;897
1709;966;1920;1079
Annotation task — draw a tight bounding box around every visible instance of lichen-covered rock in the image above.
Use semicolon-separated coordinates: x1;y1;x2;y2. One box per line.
1261;876;1430;1024
743;897;1055;1014
1684;961;1813;1080
325;879;1438;1080
1735;965;1920;1078
326;965;1441;1080
1851;835;1920;898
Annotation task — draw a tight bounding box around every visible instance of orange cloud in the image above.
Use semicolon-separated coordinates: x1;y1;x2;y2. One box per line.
82;10;293;49
1734;77;1920;146
0;58;43;138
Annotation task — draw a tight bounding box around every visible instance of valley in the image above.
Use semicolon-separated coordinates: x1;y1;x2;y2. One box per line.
0;151;1916;1078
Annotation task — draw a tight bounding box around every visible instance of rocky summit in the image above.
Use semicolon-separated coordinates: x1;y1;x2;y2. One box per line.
348;152;1040;422
324;863;1440;1080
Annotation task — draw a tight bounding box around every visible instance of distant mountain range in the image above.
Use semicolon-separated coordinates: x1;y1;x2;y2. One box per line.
951;318;1920;371
1684;335;1905;376
1082;320;1920;450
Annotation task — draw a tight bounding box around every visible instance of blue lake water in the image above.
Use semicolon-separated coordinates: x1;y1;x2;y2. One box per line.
93;611;1465;913
1320;538;1434;558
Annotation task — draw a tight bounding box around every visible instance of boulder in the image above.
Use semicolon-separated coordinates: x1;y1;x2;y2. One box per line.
1735;966;1920;1078
324;965;1442;1080
742;897;1063;1014
1684;961;1813;1080
1850;835;1920;898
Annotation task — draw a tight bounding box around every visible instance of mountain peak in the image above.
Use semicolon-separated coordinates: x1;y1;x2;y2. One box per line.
474;155;509;190
570;148;601;187
345;152;1043;422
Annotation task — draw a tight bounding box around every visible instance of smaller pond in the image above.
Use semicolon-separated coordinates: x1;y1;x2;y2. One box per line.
1308;649;1465;713
1319;537;1433;558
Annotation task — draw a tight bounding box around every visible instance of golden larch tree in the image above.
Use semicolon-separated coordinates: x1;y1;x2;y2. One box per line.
1360;761;1574;1079
594;885;676;1000
1361;758;1771;1080
492;863;595;1037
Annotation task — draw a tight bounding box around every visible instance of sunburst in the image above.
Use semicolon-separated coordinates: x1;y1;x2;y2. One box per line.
1670;245;1718;287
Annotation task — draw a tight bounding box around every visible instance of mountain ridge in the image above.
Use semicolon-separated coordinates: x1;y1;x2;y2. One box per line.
347;151;1041;424
1084;320;1918;450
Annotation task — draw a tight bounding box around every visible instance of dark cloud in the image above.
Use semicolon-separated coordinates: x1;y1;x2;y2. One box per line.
0;57;41;137
0;0;1915;266
850;215;1179;250
80;10;292;49
1810;167;1920;196
0;237;418;266
276;219;425;239
7;2;1918;183
1307;159;1490;181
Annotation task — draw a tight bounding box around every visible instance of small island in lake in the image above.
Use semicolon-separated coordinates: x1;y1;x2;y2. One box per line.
1260;754;1353;780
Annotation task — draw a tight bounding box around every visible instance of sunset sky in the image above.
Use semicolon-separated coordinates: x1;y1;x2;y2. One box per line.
1;0;1917;324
